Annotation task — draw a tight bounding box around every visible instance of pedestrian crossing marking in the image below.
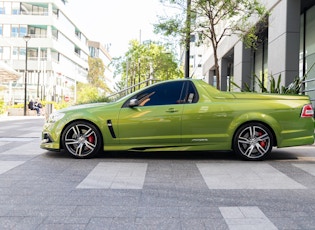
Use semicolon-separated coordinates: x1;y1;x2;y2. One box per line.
197;163;306;189
293;163;315;176
77;162;148;189
220;206;278;230
0;141;41;155
0;161;25;174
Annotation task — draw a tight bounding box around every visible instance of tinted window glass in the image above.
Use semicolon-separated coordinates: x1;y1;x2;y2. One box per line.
135;81;184;106
185;81;198;103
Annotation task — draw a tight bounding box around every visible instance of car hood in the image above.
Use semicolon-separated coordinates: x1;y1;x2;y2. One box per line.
58;102;110;113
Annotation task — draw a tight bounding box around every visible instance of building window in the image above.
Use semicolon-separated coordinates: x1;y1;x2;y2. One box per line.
12;2;20;15
300;4;315;107
11;25;19;37
20;25;27;37
75;47;81;56
28;48;38;60
20;47;26;60
75;29;81;39
250;27;268;92
10;24;27;37
12;47;18;59
40;48;47;60
1;47;11;60
190;34;196;43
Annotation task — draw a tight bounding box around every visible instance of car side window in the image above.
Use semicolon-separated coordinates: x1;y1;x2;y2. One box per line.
185;81;199;103
134;81;185;106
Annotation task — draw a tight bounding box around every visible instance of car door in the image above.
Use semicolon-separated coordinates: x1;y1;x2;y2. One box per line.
181;82;232;147
117;81;186;146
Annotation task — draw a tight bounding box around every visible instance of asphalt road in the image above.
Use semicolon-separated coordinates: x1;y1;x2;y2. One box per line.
0;116;315;230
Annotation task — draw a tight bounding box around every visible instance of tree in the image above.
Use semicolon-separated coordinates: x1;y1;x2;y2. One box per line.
87;57;111;92
76;82;99;104
111;40;183;93
76;57;111;104
154;0;268;89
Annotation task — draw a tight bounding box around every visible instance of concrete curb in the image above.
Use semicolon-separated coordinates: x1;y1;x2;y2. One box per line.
0;115;45;122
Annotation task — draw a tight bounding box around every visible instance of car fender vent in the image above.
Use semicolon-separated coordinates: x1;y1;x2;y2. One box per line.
107;120;116;138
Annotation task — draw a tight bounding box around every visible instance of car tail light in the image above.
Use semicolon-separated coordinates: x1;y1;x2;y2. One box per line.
301;104;314;118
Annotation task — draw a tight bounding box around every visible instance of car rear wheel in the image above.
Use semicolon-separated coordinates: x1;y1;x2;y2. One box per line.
62;121;102;159
233;122;273;161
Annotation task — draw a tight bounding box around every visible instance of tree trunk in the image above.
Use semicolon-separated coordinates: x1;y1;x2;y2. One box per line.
213;45;220;90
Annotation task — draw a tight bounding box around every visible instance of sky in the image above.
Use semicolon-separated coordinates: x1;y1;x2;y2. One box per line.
67;0;167;58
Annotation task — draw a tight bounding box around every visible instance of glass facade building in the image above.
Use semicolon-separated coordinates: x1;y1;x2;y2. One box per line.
202;0;315;107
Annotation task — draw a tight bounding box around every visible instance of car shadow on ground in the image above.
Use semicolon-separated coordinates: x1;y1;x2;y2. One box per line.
43;149;300;161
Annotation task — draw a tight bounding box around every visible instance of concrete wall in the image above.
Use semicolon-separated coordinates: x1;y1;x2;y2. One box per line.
233;41;252;91
268;0;300;86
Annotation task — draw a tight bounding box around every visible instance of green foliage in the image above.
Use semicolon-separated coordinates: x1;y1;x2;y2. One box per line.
75;82;111;105
269;74;282;94
111;40;183;91
71;58;113;106
154;0;269;89
231;61;315;95
154;18;183;38
0;99;5;114
231;74;305;95
283;75;306;95
76;82;99;104
88;57;111;93
10;103;24;108
42;100;70;110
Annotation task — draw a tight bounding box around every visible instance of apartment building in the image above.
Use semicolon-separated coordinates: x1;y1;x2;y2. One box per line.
188;35;205;79
88;40;114;94
202;0;315;107
0;0;90;104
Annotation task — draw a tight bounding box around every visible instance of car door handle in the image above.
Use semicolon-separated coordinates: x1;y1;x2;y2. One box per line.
166;108;178;113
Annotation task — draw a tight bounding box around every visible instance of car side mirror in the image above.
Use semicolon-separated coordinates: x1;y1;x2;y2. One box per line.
129;99;139;107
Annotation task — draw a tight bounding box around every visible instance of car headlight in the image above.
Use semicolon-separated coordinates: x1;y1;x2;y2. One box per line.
48;112;65;123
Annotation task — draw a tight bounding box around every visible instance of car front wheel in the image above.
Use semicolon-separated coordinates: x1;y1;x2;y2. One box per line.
61;121;102;159
233;122;273;161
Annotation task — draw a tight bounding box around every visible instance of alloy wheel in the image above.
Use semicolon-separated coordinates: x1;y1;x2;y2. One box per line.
62;121;101;158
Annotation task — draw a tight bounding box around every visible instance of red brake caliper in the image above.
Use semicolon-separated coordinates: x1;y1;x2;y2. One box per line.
258;132;266;148
87;135;95;144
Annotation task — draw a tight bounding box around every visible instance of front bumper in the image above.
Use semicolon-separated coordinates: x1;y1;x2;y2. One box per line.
41;132;61;151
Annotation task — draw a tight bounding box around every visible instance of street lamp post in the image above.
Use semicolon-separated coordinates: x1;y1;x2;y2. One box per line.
23;35;31;116
185;0;191;79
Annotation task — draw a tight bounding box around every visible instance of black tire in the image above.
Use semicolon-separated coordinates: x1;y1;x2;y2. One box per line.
233;122;273;161
61;121;102;159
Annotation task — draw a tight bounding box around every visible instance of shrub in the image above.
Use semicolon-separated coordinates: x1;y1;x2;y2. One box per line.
0;100;5;114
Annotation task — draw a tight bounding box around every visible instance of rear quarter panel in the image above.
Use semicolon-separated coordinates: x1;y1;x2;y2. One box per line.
226;99;314;147
184;81;314;149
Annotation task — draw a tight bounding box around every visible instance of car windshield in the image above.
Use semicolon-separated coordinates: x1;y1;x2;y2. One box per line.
105;92;131;103
105;80;164;103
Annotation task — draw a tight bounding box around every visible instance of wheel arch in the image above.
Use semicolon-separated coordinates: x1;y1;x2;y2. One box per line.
232;120;277;148
60;119;104;150
229;113;280;148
